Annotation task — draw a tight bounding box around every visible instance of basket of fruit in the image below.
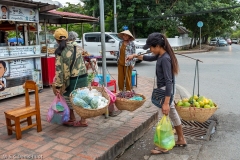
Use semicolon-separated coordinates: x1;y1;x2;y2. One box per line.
115;90;146;111
70;86;110;119
175;95;218;123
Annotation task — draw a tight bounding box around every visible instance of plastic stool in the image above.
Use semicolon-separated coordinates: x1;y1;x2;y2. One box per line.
107;80;116;93
91;81;99;86
132;69;137;87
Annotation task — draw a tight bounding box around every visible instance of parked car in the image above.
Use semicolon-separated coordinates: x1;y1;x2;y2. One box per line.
231;38;238;44
218;39;228;46
226;39;232;45
75;38;82;46
80;32;145;63
209;38;218;46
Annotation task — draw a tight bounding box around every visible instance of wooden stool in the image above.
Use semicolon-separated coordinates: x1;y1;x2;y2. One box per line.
4;80;42;140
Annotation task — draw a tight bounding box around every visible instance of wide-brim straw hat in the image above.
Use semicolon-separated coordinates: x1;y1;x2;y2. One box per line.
118;30;135;41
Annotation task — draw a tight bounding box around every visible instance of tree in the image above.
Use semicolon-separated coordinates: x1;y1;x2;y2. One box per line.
174;0;240;47
80;0;240;42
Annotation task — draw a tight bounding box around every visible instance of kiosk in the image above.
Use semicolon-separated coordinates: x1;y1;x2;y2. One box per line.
0;0;61;100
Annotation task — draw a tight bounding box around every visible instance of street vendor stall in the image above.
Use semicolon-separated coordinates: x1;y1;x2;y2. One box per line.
0;0;62;100
39;10;98;86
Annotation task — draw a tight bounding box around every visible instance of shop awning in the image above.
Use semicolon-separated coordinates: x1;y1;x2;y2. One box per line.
39;10;99;24
0;0;62;12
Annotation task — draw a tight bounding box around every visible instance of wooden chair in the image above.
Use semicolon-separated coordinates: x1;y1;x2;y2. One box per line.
4;80;42;140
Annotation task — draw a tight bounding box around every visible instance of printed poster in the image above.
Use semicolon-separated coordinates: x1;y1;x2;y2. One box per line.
0;45;41;57
0;58;42;100
0;5;8;19
8;6;37;21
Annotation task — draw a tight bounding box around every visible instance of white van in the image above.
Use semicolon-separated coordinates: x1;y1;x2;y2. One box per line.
75;38;82;46
82;32;145;63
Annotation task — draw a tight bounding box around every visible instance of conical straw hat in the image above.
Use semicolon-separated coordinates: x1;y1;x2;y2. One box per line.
118;30;135;41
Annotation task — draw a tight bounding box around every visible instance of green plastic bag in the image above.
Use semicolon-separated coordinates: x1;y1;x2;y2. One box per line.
154;115;175;150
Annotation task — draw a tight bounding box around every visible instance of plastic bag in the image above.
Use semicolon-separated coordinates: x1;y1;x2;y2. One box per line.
154;115;175;150
47;93;70;124
129;96;143;101
73;97;91;109
104;87;116;105
90;96;100;109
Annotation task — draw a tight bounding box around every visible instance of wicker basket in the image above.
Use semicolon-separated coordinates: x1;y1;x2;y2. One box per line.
70;86;110;119
115;94;146;111
175;103;218;123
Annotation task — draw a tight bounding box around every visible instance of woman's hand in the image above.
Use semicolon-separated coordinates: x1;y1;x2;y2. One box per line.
126;54;136;61
0;81;4;87
162;103;170;115
52;85;61;96
110;51;114;55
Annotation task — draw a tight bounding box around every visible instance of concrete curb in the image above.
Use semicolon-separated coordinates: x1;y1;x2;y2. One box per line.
176;46;215;54
97;110;158;160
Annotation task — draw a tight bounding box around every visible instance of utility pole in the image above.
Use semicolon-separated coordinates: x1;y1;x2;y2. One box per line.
114;0;117;33
99;0;108;118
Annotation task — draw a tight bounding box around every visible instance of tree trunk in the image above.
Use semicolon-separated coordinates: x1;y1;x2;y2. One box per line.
132;25;136;38
204;35;209;44
193;33;197;47
189;33;194;49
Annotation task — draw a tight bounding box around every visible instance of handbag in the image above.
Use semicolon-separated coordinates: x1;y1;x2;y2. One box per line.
151;72;175;108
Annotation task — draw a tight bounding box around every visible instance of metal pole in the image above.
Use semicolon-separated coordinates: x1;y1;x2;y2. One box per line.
200;27;201;50
44;20;48;56
99;0;109;118
114;0;117;33
36;10;40;45
81;23;84;49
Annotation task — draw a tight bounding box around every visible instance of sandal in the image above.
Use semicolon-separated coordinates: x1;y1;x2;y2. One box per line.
151;148;169;155
174;143;187;147
73;121;88;127
63;120;75;126
109;110;122;117
63;120;88;127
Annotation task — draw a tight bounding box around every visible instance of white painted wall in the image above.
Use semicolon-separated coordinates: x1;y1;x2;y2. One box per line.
135;37;191;48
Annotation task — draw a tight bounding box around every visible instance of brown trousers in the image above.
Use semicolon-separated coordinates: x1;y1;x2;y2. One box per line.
118;65;132;91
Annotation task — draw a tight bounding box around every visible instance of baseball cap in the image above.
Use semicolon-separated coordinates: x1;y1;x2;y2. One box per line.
53;28;68;40
143;32;163;50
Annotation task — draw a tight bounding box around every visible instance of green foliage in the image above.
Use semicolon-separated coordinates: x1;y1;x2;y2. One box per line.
56;0;240;42
231;29;240;38
7;31;16;38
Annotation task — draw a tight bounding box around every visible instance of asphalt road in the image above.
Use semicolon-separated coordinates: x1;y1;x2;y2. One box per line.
102;44;240;114
100;44;240;160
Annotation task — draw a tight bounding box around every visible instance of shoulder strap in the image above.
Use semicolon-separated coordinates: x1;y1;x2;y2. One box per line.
70;46;76;73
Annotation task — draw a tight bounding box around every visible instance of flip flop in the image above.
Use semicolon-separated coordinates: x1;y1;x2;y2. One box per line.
73;121;88;127
63;120;75;126
109;110;122;117
63;120;88;127
151;148;169;155
174;144;187;147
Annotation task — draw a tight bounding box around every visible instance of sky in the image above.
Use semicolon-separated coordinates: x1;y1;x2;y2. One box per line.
57;0;81;7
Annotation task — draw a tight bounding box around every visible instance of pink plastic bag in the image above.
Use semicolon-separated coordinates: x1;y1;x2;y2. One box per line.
105;87;116;105
47;93;70;124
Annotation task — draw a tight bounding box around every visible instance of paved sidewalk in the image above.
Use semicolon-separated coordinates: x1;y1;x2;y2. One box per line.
0;75;161;160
